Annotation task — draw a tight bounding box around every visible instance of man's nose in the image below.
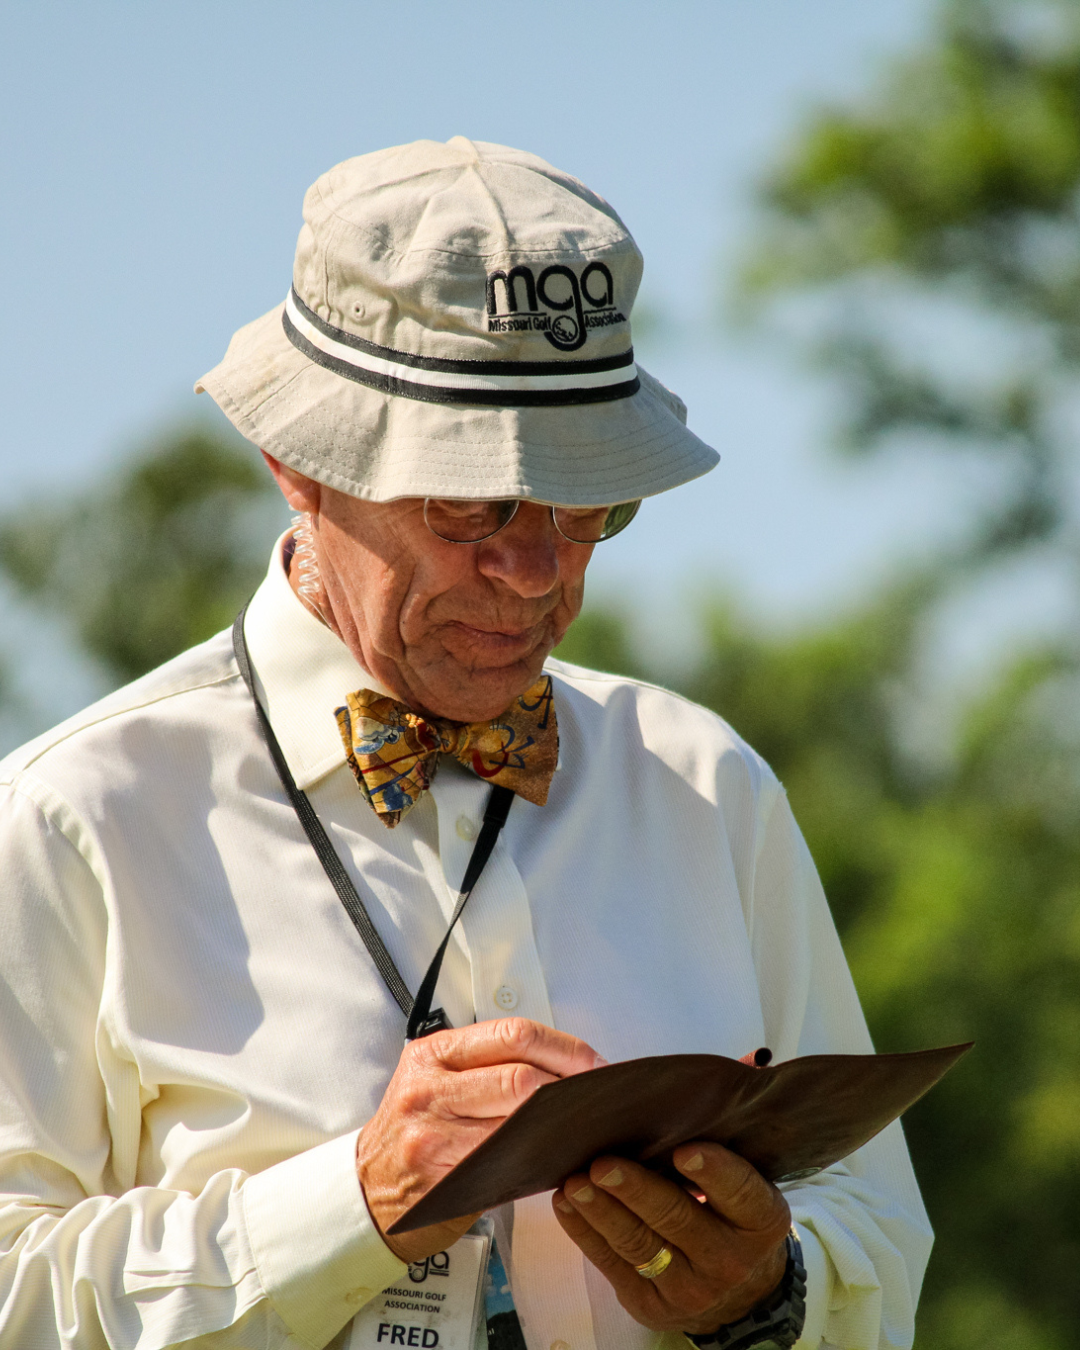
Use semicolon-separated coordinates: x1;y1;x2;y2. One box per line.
475;502;562;597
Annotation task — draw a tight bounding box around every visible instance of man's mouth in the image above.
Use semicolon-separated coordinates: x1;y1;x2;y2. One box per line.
446;620;548;659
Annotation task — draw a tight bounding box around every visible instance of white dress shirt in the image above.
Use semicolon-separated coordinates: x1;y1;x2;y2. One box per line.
0;537;932;1350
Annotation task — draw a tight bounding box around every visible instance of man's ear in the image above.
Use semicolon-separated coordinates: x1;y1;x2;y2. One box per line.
261;450;322;514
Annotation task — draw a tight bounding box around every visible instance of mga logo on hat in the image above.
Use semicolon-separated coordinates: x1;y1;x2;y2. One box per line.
485;262;627;352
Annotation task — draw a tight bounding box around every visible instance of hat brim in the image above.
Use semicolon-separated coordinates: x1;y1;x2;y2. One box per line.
196;302;719;506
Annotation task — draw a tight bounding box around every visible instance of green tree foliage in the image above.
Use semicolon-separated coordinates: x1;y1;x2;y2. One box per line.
741;0;1080;581
551;607;648;685
0;429;287;684
0;657;26;754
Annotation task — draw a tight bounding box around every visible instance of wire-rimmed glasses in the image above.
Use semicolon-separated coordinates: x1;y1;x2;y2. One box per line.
423;497;641;545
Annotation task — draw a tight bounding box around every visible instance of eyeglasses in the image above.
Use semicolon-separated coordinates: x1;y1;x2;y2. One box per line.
423;497;641;545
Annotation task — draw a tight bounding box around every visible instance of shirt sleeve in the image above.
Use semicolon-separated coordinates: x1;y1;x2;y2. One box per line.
0;780;406;1350
746;780;934;1350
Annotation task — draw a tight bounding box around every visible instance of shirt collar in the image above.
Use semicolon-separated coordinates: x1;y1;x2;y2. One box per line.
242;530;394;790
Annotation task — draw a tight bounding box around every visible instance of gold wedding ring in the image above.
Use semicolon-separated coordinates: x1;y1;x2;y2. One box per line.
635;1245;673;1279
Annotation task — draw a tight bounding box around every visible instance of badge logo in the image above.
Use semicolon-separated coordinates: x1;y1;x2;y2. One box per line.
406;1252;451;1284
485;261;627;352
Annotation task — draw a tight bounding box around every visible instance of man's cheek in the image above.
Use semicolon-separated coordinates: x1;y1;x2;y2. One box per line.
555;582;587;638
395;587;443;650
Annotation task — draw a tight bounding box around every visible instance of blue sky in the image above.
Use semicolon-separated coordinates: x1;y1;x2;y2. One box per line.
10;0;1036;712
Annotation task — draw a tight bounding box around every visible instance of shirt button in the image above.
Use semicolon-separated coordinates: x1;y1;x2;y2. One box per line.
494;985;519;1011
551;1341;571;1350
456;814;477;841
345;1287;371;1306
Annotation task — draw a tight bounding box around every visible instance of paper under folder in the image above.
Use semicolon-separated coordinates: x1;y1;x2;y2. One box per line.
388;1043;971;1234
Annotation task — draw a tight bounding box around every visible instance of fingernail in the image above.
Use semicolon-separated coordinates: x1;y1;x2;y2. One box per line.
681;1152;705;1173
594;1055;610;1069
556;1199;574;1213
571;1184;595;1203
597;1166;623;1187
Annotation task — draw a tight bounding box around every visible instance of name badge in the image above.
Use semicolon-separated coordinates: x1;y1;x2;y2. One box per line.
348;1233;491;1350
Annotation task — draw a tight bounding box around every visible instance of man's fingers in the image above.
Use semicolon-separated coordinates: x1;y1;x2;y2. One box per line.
564;1167;686;1269
417;1017;603;1080
552;1190;632;1278
672;1142;790;1235
572;1159;732;1274
552;1188;711;1329
401;1019;602;1123
429;1061;561;1118
552;1189;668;1308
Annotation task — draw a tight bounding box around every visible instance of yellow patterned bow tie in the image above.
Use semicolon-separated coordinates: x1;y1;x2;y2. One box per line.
335;674;558;828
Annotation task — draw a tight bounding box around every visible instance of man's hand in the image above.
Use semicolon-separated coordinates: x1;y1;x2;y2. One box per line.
356;1017;602;1263
553;1141;791;1337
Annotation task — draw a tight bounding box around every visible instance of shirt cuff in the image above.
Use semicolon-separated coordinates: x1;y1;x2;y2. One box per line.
242;1130;407;1349
794;1223;831;1349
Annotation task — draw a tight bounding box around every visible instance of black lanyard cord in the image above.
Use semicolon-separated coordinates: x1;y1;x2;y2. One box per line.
231;609;514;1041
405;783;513;1040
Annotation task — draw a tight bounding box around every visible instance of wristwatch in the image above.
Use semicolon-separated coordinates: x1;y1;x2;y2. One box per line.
683;1230;807;1349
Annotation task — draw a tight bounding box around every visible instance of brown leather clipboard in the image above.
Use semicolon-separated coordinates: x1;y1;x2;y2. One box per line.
388;1043;971;1234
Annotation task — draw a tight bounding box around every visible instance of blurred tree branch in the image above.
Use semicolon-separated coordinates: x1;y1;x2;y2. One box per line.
0;429;287;686
739;0;1080;586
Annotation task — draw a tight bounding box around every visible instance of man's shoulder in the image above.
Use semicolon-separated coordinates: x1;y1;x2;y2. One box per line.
0;629;238;788
545;656;778;795
546;654;750;745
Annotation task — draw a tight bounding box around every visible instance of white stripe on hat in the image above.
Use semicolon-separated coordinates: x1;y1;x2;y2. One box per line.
283;289;638;402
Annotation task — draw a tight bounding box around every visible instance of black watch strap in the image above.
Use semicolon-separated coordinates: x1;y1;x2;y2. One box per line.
684;1231;807;1350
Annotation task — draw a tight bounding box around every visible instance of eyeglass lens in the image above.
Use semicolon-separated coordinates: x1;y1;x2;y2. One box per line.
424;498;640;544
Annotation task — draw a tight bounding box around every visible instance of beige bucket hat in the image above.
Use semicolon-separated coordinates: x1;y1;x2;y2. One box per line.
196;136;718;506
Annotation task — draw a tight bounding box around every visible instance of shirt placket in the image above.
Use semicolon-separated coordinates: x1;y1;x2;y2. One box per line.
428;768;598;1350
429;768;554;1029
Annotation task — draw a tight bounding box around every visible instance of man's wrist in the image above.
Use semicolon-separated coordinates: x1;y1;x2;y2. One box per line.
683;1231;807;1350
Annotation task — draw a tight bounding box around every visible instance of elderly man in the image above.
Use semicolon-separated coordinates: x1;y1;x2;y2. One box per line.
0;139;930;1350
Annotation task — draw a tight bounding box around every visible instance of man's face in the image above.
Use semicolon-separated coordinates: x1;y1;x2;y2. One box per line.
267;458;594;721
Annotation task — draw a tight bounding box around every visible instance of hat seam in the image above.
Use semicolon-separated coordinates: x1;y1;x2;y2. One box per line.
213;393;704;464
320;145;621;227
303;203;633;267
259;393;705;454
264;439;715;506
254;367;691;452
312;159;631;262
307;233;635;266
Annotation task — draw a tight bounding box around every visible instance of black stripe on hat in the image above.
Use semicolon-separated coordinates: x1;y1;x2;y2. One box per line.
289;287;635;379
283;312;641;407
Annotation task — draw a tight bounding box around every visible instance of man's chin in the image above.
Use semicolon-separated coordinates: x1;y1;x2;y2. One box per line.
417;658;548;723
